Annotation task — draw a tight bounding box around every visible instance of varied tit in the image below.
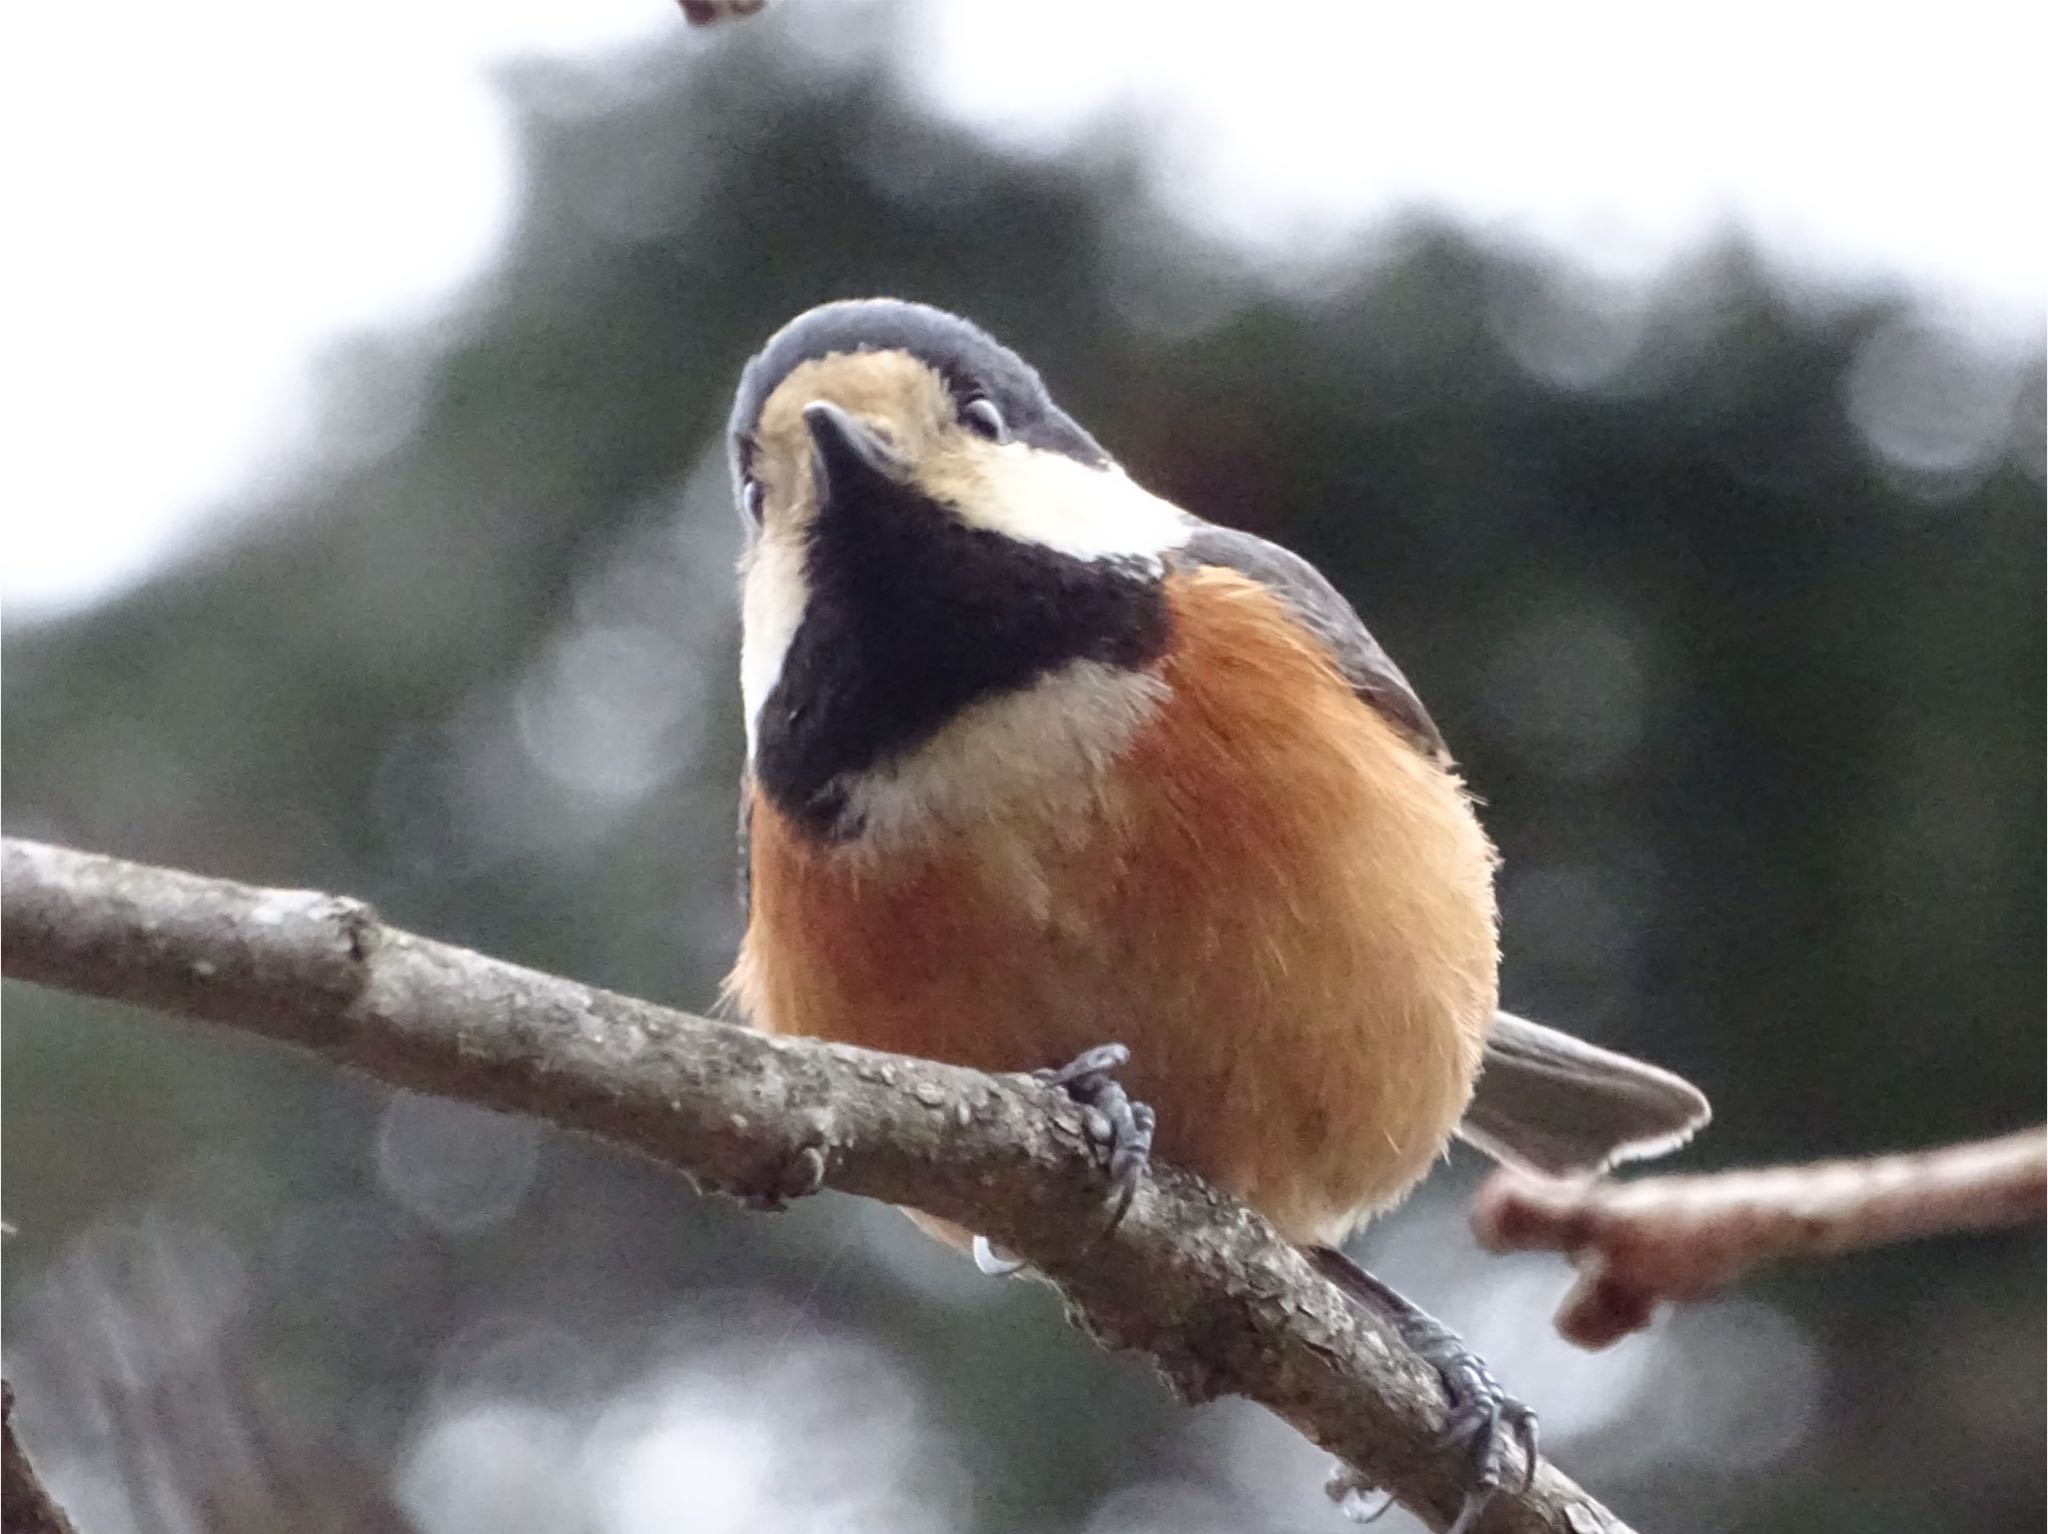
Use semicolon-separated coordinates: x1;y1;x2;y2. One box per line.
723;298;1709;1525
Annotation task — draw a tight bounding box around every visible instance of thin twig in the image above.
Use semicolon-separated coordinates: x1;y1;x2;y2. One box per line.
2;836;1630;1534
1471;1129;2047;1348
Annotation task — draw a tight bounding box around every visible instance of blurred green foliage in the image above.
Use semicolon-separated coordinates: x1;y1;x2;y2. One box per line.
4;12;2042;1534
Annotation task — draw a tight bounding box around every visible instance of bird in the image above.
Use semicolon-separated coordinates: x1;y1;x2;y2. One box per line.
722;297;1710;1530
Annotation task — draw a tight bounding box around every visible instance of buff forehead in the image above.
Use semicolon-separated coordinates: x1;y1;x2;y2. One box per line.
747;351;960;524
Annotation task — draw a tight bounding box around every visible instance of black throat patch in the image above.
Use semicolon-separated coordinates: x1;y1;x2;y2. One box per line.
752;477;1170;837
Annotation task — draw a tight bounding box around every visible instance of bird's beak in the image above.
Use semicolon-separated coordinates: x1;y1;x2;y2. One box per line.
804;401;907;498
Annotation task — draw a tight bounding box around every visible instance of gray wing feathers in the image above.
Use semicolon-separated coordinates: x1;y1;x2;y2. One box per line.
1459;1010;1712;1176
1177;525;1446;756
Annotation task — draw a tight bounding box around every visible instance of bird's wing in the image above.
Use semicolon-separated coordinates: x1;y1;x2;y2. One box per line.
1176;524;1711;1173
1172;522;1447;758
1459;1010;1713;1175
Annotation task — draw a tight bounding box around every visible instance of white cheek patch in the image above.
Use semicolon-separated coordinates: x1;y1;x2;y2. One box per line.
959;450;1193;566
830;658;1168;851
739;529;809;755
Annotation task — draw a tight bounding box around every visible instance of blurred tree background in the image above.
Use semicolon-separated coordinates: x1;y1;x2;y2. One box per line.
3;8;2042;1534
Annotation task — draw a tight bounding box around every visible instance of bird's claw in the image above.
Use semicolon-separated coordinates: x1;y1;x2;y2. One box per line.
1308;1247;1539;1534
1032;1042;1156;1227
1398;1312;1540;1534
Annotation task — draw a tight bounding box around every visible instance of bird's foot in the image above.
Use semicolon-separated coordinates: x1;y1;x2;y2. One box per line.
1402;1311;1539;1534
1033;1042;1156;1227
967;1044;1155;1279
1311;1248;1539;1534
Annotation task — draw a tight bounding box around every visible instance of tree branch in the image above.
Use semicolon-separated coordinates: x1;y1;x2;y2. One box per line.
1472;1129;2048;1349
2;836;1632;1534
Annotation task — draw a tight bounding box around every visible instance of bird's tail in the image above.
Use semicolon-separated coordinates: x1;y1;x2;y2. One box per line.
1457;1010;1711;1176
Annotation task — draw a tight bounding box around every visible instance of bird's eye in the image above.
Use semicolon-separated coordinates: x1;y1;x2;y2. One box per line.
742;476;765;524
960;396;1007;443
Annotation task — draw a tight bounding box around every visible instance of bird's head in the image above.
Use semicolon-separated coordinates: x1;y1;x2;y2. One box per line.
727;299;1189;830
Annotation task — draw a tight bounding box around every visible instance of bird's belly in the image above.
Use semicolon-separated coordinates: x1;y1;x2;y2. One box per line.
731;574;1500;1243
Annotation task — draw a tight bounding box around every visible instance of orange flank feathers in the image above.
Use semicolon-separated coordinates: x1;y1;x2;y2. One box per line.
729;566;1499;1245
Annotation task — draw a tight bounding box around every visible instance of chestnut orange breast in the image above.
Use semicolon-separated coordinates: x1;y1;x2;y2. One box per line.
729;565;1499;1244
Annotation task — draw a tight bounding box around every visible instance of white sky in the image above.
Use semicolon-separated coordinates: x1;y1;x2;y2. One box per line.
4;0;2042;619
